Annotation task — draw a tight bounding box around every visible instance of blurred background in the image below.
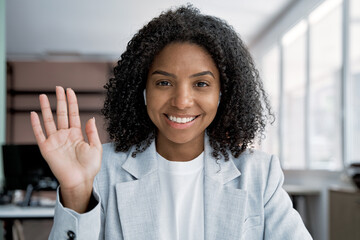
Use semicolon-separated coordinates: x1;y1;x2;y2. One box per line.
0;0;359;239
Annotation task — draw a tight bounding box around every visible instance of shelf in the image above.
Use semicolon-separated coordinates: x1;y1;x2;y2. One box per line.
7;108;102;114
7;90;105;95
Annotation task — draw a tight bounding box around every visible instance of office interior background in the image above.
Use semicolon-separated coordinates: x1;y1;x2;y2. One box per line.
1;0;360;239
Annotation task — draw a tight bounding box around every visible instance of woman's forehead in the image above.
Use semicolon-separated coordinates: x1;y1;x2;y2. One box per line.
150;42;218;74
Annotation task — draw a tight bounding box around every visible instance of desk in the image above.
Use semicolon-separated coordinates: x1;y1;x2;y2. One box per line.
0;205;54;240
329;187;360;240
283;184;321;196
0;205;54;219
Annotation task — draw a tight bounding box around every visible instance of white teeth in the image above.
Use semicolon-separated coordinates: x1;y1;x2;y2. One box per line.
167;115;196;124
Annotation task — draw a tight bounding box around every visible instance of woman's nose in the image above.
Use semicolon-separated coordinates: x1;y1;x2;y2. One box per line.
171;87;194;110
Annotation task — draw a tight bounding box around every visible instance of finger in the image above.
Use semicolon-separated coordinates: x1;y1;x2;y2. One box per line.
30;111;46;144
85;117;102;150
39;94;57;136
67;88;81;128
56;86;69;129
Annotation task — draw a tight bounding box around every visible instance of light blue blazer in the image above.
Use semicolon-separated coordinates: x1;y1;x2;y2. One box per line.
49;135;312;240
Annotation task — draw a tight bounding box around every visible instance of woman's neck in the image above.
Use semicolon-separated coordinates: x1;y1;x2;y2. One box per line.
155;132;205;162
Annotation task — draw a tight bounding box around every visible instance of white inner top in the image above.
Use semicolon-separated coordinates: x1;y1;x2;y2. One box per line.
157;152;205;240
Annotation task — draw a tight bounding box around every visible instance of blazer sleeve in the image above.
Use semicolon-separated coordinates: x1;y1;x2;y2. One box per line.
48;177;104;240
263;155;313;240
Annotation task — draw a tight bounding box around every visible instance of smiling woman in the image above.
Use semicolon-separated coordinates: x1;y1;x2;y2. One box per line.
30;4;313;240
146;43;220;161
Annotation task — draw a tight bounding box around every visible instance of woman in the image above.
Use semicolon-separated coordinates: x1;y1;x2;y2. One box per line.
30;5;312;240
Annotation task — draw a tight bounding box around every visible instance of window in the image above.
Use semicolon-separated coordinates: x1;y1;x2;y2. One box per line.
281;20;307;169
261;45;280;157
308;0;343;169
348;0;360;164
259;0;346;170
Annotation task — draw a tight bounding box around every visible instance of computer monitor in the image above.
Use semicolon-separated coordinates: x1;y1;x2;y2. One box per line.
2;144;58;205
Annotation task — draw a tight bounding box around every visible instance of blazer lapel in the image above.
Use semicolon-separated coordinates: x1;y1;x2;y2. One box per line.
113;134;248;240
204;135;248;240
115;141;160;240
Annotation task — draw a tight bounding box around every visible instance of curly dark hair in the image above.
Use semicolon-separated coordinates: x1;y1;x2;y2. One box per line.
102;5;274;161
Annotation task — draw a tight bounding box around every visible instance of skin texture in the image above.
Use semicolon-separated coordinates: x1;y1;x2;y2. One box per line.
146;42;220;161
30;87;102;213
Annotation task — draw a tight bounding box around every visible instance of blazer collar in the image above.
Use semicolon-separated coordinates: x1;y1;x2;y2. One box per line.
121;133;241;183
121;139;158;179
117;133;246;240
203;133;242;184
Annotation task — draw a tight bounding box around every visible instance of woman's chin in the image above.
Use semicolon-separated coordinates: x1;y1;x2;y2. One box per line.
159;131;204;146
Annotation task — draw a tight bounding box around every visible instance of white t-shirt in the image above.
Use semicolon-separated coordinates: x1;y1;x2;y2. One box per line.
157;152;205;240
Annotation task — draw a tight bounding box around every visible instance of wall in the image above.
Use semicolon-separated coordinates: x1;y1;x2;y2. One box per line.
252;0;326;57
1;0;6;237
6;61;110;145
0;0;6;188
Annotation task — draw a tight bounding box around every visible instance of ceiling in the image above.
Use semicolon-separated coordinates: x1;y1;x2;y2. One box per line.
6;0;295;60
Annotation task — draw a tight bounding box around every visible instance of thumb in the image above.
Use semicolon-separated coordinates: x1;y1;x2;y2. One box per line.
85;117;102;150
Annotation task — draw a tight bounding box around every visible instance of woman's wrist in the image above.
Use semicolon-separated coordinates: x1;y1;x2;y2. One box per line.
60;182;94;213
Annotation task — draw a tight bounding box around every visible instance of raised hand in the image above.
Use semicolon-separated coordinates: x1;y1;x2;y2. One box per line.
30;86;102;213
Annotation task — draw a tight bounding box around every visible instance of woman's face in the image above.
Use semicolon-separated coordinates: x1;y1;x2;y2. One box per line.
146;42;220;146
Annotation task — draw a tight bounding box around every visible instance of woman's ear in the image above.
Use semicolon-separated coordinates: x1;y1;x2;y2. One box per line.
143;89;147;105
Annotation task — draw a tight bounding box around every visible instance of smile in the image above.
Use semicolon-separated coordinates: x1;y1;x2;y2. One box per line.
165;114;199;124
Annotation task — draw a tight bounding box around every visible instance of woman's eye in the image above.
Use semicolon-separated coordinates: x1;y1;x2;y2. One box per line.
195;82;209;87
156;81;172;86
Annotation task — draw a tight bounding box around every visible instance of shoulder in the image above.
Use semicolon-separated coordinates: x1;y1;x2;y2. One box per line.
236;148;273;162
230;149;283;191
232;148;278;173
102;142;129;163
96;142;134;181
100;142;134;170
94;143;135;190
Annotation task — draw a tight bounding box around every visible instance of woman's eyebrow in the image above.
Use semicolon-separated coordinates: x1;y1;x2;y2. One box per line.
151;70;176;78
151;70;215;79
190;71;215;79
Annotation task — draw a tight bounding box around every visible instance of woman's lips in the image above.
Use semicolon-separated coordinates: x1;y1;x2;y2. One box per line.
163;114;199;129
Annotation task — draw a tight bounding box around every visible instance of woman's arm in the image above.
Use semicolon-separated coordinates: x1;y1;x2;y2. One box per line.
30;86;103;213
263;156;313;240
49;176;104;240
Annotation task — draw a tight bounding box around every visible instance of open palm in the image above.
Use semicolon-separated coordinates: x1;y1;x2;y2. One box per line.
30;87;102;210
